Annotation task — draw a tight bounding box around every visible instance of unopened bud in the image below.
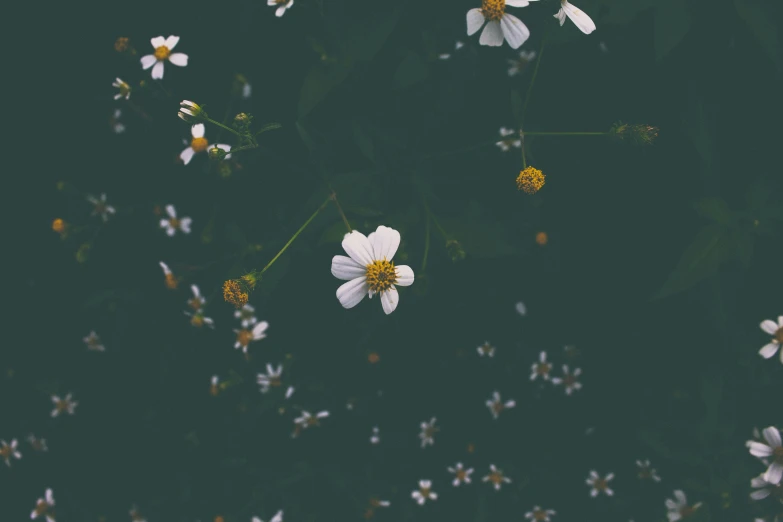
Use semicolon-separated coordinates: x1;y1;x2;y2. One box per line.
208;146;227;161
178;100;207;122
446;239;466;262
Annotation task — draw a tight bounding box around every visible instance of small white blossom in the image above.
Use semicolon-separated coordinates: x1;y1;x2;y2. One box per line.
184;310;214;329
411;479;437;504
419;417;439;448
234;304;258;328
268;0;293;17
530;351;552;381
525;507;556;521
30;488;55;522
447;462;474;486
234;321;269;353
486;391;516;419
186;285;205;311
665;490;702;521
251;510;283;522
370;426;380;444
110;109;125;134
83;330;105;352
50;394;77;417
477;341;495;357
759;316;783;363
551;365;582;395
553;0;596;35
586;470;614;497
140;36;188;80
27;434;48;452
129;505;147;522
439;40;465;60
257;364;295;398
496;127;522;151
748;426;783;484
507;51;536;76
467;0;537;49
180;123;232;166
483;464;512;490
159;261;178;289
636;459;661;482
292;410;329;437
112;78;131;100
751;472;783;501
87;193;116;222
159;204;192;236
0;439;21;466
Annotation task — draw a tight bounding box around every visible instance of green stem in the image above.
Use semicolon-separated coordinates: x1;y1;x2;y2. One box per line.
329;189;352;232
422;199;449;240
522;145;527;169
522;131;607;136
421;215;431;272
521;33;547;126
206;117;242;138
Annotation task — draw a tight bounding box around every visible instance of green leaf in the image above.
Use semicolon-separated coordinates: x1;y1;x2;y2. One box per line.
654;0;691;60
351;122;375;162
393;52;429;89
298;58;353;119
735;0;781;72
338;9;400;62
694;197;732;224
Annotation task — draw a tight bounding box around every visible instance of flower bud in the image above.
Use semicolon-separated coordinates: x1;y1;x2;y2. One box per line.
178;100;207;122
52;218;66;234
445;239;466;262
208;146;227;161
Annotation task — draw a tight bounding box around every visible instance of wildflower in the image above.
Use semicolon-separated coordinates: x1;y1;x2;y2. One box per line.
292;410;329;436
552;365;582;395
636;459;662;482
516;166;545;194
507;50;536;76
50;394;77;417
159;204;192;236
114;37;130;53
180;123;232;166
234;303;258;327
759;316;783;363
483;464;512;490
530;351;552;381
439;40;465;60
525;507;556;521
535;231;548;245
419;417;439;448
586;470;614;496
112;78;131;100
234;321;269;353
83;331;105;352
177;100;206;123
515;301;527;316
268;0;294;17
187;285;206;311
477;341;496;357
665;490;703;521
251;511;283;522
370;426;380;444
184;310;214;328
486;391;516;419
129;505;147;522
411;479;437;504
140;35;188;80
331;226;415;315
553;0;596;34
447;462;474;486
110;109;125;133
748;426;783;484
257;363;295;398
30;488;55;522
210;375;220;396
27;434;48;452
51;218;66;235
160;261;178;289
751;472;783;501
87;193;116;222
0;439;21;466
496;127;522;152
364;498;390;519
467;0;536;49
445;239;466;262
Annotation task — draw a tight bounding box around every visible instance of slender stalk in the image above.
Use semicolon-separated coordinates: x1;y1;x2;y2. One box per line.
521;33;547;125
522;144;527;169
260;196;331;274
206;117;242;138
329;189;352;232
421;214;431;272
522;131;607;136
422;199;449;240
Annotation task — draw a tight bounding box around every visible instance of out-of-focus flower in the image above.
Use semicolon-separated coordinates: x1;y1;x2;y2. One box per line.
515;301;527;316
112;78;131;100
223;279;249;307
180;124;232;165
140;35;188;80
27;434;48;452
50;394;77;417
114;37;130;53
530;351;552;381
448;462;474;486
517;167;545;194
586;470;614;496
129;505;147;522
370;426;380;444
483;464;512;490
496;127;521;151
184;310;214;328
331;226;415;315
187;285;205;311
210;375;221;396
445;239;466;262
234;321;269;353
525;507;556;521
535;231;548;245
665;490;702;521
268;0;293;17
419;417;439;448
438;40;465;60
486;391;516;419
759;316;783;363
748;426;783;484
234;304;258;328
636;459;661;482
159;204;192;236
251;510;283;522
111;109;125;133
292;410;329;437
257;364;295;398
160;261;178;289
30;488;55;522
507;50;536;76
751;472;783;501
553;0;596;34
477;341;496;357
364;498;390;519
411;479;437;504
467;0;535;49
83;331;105;352
87;193;116;222
0;439;21;466
52;218;67;235
552;365;582;395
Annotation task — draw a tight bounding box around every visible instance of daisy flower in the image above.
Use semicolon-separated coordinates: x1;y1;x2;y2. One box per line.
27;434;48;452
112;78;131;100
364;498;390;518
759;316;783;362
159;261;178;289
448;462;474;486
0;439;21;466
252;510;283;522
179;123;232;166
751;472;783;501
551;365;582;395
483;464;512;490
209;375;221;396
553;0;596;35
140;35;188;80
30;488;55;522
496;127;522;151
50;394;77;417
235;303;258;328
331;226;415;315
586;470;614;496
748;426;783;484
184;310;214;328
467;0;536;49
439;40;465;60
665;490;702;521
292;410;329;437
257;363;295;398
530;351;552;381
525;507;556;521
159;204;192;236
507;51;536;76
370;426;380;444
268;0;293;17
83;331;105;352
234;321;269;353
486;391;516;419
411;479;437;504
636;459;661;482
419;417;439;448
187;285;205;311
477;341;496;357
87;193;116;222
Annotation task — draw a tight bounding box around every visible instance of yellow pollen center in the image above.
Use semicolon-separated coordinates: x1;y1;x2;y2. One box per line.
154;46;170;60
165;273;178;289
365;260;397;293
492;401;504;414
774;446;783;464
594;478;607;490
564;374;577;386
456;469;467;480
307;416;319;426
490;472;503;485
189;298;202;311
56;400;68;411
191;315;204;327
420;487;430;496
679;506;695;518
237;330;253;346
534;511;548;521
481;0;506;20
0;446;10;457
517;167;546;195
775;327;783;344
191;137;209;152
169;217;180;229
536;363;551;375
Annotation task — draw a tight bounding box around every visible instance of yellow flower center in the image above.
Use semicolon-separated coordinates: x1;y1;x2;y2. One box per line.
420;487;431;497
0;445;10;458
535;231;548;245
52;218;65;233
456;469;467;481
536;363;552;375
365;260;397;293
594;478;608;490
533;510;548;521
237;329;253;346
223;280;249;307
775;327;783;344
516;167;546;194
165;273;178;290
189;297;202;311
169;217;180;229
154;46;171;60
481;0;506;20
307;416;319;426
191;315;204;327
491;401;504;415
679;505;695;518
56;400;68;412
489;471;504;485
774;445;783;464
191;137;209;153
564;373;577;386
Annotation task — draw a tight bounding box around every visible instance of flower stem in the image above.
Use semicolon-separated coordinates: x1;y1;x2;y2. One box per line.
421;214;431;272
522;131;607;136
521;32;547;126
329;189;352;232
422;199;449;240
206;117;242;138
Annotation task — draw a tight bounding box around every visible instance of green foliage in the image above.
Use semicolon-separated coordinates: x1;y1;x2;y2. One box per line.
654;0;692;60
393;51;429;90
734;0;782;72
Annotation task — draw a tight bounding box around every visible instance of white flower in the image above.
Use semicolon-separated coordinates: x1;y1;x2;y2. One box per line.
234;321;269;353
411;479;437;504
447;462;474;486
665;490;702;521
234;304;258;328
210;375;221;396
370;426;380;444
759;316;783;363
292;410;329;437
87;193;116;222
553;0;596;35
751;472;783;501
30;488;55;522
83;330;105;352
177;100;203;122
140;35;188;80
159;204;192;236
331;226;415;315
180;123;232;166
530;351;552;381
367;498;390;510
551;365;582;395
507;51;536;76
515;300;528;315
187;285;206;311
50;394;77;417
0;439;21;466
496;127;522;151
467;0;537;49
439;40;465;60
268;0;293;17
586;470;614;496
419;417;439;448
477;341;496;357
242;83;252;99
130;505;147;522
159;261;178;289
251;510;283;522
483;464;512;490
27;434;48;452
112;78;131;100
636;459;661;482
486;391;516;419
257;364;295;398
525;507;556;521
184;310;214;329
110;109;125;134
748;426;783;484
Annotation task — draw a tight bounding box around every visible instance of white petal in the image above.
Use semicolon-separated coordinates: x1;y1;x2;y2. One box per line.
252;321;269;339
151;61;165;79
180;147;196;165
749;441;774;457
342;230;375;266
750;488;770;500
150;36;165;48
165;204;176;218
191;123;206;138
759;342;780;358
562;1;596;34
479;20;504;47
554;7;567;25
420;479;432;488
331;255;366;280
166;226;176;237
506;0;530;6
169;53;188;66
368;225;401;261
165;35;180;49
179;217;192;233
665;499;677;510
467;8;486;36
673;490;687;505
500;14;530;49
762;426;782;448
159;261;171;274
761;319;779;334
381;287;399;314
276;5;287;16
336;277;368;309
270;511;283;522
395;265;414;286
779;315;783;327
765;462;783;484
140;55;157;69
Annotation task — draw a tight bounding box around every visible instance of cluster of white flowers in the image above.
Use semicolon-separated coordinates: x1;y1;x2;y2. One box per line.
184;284;214;328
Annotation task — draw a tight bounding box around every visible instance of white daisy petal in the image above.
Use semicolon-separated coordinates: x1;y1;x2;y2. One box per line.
368;225;401;261
500;14;530;49
151;61;165;79
506;0;531;6
467;8;486;35
765;462;783;485
252;321;269;339
337;277;368;309
150;36;166;48
749;441;774;457
342;230;375;266
381;287;399;315
140;55;157;69
395;265;414;286
169;53;188;66
762;426;782;448
191;123;206;138
761;319;779;334
164;35;180;49
276;5;287;16
554;7;567;25
479;20;504;46
562;1;596;34
759;342;780;358
179;217;192;233
751;488;771;500
180;147;196;165
331;255;366;280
